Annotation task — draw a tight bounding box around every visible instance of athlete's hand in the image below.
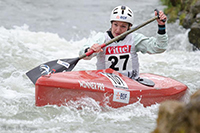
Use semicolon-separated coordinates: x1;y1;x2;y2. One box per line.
155;10;167;25
88;44;103;53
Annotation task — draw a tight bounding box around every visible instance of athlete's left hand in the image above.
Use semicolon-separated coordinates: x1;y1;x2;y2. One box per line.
155;10;167;25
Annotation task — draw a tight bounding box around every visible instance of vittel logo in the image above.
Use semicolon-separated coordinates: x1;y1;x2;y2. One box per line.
106;45;131;55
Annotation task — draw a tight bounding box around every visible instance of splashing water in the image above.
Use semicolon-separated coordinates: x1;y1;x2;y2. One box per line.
1;0;200;133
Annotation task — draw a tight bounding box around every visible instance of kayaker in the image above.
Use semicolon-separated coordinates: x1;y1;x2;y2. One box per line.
79;5;168;80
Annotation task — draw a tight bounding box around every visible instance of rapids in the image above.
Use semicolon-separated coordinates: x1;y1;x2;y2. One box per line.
0;0;199;132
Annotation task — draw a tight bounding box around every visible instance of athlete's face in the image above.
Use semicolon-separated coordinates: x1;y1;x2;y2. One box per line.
111;21;130;37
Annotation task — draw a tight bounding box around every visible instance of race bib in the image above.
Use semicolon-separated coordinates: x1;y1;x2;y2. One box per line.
105;45;132;72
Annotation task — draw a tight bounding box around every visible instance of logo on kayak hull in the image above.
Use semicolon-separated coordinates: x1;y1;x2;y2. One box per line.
113;89;130;104
78;80;105;91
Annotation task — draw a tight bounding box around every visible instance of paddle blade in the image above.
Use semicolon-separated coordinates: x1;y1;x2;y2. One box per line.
26;57;80;84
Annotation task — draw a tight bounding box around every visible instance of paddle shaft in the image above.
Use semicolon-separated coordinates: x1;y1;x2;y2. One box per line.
26;16;159;84
79;16;158;59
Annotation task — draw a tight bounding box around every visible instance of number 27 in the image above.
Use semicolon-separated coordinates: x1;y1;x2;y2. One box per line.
108;54;129;71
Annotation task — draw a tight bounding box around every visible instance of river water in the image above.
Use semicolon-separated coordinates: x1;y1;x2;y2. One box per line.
0;0;200;133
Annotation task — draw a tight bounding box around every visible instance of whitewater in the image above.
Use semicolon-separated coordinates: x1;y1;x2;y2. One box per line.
0;0;200;133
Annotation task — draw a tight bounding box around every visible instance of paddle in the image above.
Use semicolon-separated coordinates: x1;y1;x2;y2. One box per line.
26;16;159;84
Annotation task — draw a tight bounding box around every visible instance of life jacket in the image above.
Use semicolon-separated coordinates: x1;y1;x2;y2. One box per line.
96;32;139;79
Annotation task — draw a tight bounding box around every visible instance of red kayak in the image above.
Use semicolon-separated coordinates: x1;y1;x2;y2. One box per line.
35;68;187;108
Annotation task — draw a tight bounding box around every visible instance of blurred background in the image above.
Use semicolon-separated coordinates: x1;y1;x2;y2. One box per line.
0;0;199;133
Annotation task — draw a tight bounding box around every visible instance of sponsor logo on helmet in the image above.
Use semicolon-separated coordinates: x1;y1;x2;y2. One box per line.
120;16;127;20
116;15;127;20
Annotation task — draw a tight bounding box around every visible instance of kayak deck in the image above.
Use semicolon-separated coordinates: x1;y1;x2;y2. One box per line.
35;68;187;108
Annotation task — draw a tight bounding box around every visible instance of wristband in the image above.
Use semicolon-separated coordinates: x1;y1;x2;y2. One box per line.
158;25;166;34
159;27;165;30
85;47;90;53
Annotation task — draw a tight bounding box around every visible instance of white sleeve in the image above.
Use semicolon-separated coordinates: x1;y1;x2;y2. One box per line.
79;32;106;60
135;33;168;54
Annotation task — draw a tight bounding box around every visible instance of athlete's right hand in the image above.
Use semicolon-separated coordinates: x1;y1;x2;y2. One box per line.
88;44;103;53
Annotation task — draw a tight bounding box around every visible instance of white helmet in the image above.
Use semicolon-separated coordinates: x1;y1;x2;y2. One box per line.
110;6;134;25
